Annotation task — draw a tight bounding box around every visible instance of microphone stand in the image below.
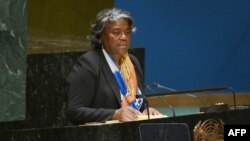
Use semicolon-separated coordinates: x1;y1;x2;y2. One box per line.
227;87;237;110
145;96;150;120
151;82;206;112
144;86;229;97
137;94;150;120
144;85;237;112
158;97;176;117
144;84;176;117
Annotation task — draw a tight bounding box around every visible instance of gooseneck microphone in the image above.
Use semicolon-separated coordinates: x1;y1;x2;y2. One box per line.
151;82;206;110
148;82;237;112
136;88;150;120
144;83;176;117
227;86;237;110
136;85;150;120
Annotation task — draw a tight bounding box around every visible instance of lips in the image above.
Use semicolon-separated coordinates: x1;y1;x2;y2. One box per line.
118;44;128;48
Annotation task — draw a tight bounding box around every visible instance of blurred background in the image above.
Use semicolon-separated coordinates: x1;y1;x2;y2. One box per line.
1;0;249;123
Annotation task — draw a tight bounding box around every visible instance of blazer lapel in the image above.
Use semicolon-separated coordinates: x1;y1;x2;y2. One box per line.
98;50;122;107
130;56;144;92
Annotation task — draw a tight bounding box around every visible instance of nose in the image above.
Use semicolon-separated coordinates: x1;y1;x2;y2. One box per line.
119;32;127;40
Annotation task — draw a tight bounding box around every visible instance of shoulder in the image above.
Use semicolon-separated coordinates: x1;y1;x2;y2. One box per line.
129;53;143;75
75;49;105;70
78;49;101;63
129;54;141;68
68;49;102;80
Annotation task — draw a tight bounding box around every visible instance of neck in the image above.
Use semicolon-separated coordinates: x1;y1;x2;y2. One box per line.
103;49;122;69
113;55;122;70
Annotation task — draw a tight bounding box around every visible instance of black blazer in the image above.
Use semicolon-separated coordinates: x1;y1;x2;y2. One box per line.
67;49;144;124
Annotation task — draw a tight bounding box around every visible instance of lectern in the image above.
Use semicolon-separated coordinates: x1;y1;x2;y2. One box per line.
139;123;191;141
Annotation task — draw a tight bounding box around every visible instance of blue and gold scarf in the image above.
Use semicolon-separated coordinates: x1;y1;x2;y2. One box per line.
102;48;143;110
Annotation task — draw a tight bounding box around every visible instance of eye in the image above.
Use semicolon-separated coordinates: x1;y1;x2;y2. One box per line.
112;30;120;36
125;30;131;35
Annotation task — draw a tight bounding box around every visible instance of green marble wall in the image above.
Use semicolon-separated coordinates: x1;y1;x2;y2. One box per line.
0;0;27;122
0;0;114;122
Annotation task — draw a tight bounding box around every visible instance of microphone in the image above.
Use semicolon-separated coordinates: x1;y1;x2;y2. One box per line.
144;83;155;93
137;87;150;120
227;86;237;110
151;82;176;91
144;83;176;117
150;82;206;112
149;82;237;112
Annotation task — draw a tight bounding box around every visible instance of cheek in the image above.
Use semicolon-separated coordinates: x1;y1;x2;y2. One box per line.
102;36;114;46
108;37;118;47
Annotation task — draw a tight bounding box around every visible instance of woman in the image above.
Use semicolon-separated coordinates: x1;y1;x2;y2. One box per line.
67;8;160;124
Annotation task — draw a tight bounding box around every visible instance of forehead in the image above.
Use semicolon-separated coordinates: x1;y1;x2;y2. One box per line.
105;19;131;30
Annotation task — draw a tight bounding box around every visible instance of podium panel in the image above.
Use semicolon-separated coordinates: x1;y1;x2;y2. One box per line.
1;109;250;141
139;123;190;141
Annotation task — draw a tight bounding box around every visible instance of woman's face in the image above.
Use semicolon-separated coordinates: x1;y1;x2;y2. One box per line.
101;19;131;60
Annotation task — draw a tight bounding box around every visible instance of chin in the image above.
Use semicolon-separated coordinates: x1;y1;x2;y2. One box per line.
120;49;128;55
